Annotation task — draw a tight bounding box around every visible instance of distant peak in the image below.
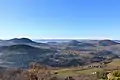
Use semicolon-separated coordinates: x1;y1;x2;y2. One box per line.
8;38;34;43
99;39;119;46
69;40;81;43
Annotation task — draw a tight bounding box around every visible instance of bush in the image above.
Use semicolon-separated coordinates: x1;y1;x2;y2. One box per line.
113;70;120;77
96;71;108;79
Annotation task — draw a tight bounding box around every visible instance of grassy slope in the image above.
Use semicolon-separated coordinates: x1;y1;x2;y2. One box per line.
106;59;120;69
53;67;103;77
53;59;120;77
107;59;120;66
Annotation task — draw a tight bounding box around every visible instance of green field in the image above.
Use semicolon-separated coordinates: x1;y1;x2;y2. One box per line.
53;59;120;77
107;59;120;67
53;67;103;77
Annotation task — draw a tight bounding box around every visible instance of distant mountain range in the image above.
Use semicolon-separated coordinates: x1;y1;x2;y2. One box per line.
0;38;120;68
35;39;119;42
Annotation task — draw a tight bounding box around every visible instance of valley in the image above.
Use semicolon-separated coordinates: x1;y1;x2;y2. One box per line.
0;38;120;80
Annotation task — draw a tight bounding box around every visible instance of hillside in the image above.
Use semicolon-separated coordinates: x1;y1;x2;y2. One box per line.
0;45;56;68
0;38;48;48
99;40;119;46
0;45;118;68
0;39;119;68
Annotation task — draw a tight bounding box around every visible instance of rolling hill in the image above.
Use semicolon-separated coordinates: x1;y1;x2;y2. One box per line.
0;38;49;48
0;45;56;68
99;40;119;46
0;39;119;68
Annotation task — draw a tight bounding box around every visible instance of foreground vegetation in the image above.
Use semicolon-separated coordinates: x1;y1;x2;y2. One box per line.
0;59;120;80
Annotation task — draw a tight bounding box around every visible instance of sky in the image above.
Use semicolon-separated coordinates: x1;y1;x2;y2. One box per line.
0;0;120;39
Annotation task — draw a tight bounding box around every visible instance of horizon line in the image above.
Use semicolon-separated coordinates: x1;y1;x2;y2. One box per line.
0;37;119;40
